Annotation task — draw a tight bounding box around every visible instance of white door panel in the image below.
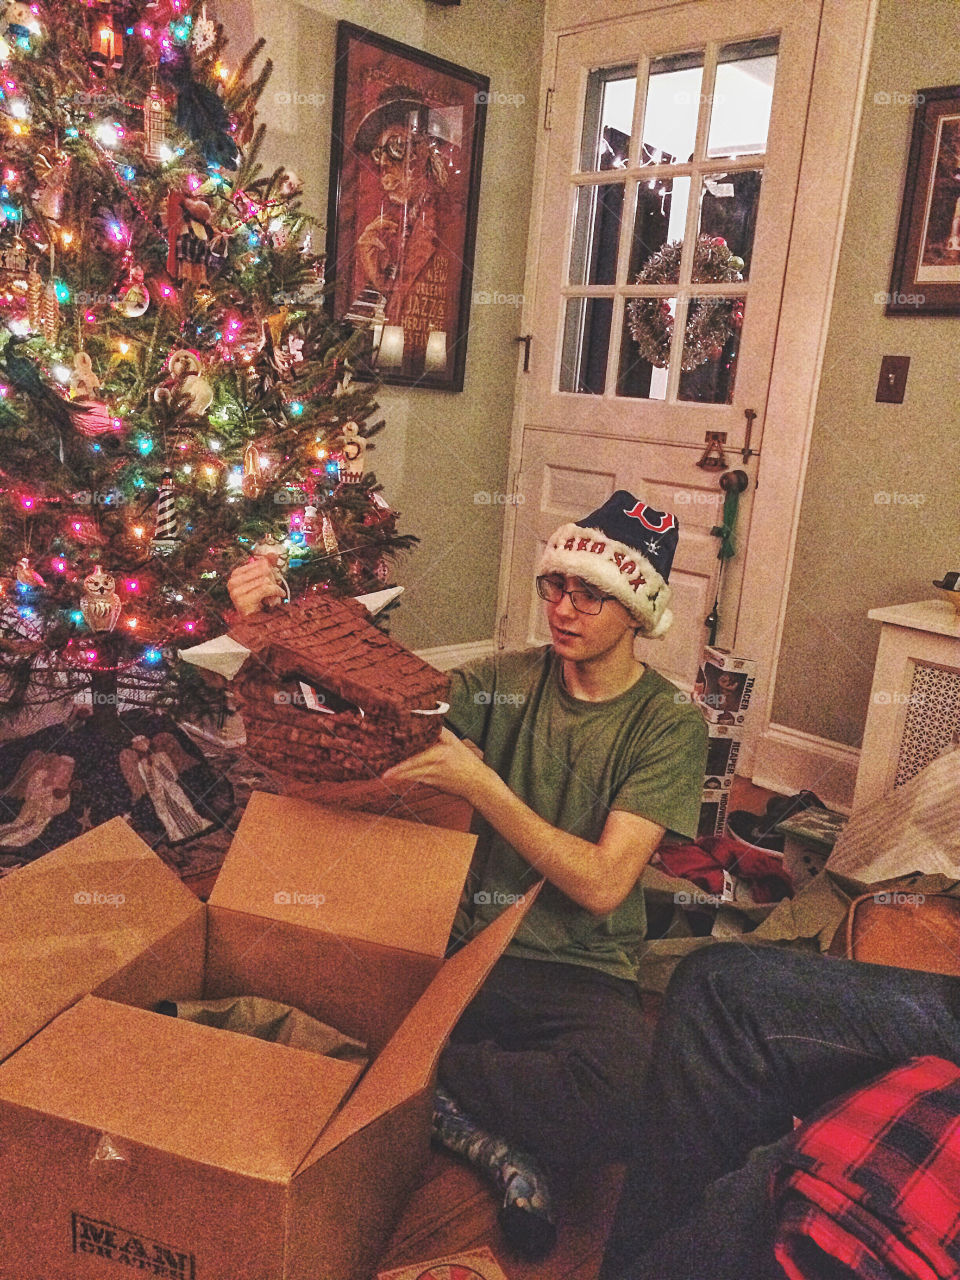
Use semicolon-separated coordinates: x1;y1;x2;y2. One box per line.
513;428;730;688
506;0;823;683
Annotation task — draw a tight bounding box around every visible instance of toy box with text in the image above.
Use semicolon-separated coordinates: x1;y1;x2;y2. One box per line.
0;793;534;1280
704;721;743;787
694;647;757;726
697;778;733;838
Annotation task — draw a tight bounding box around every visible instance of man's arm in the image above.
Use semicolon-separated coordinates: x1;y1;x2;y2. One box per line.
382;727;664;915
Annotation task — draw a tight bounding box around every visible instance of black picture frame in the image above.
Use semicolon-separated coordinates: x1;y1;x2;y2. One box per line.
887;84;960;315
326;22;489;390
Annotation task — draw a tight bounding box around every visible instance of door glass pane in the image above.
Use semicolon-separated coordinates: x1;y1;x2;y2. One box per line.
677;295;745;402
641;51;704;166
618;297;674;400
580;65;636;172
694;170;763;280
560;296;614;393
707;37;779;158
569;183;626;285
629;176;691;278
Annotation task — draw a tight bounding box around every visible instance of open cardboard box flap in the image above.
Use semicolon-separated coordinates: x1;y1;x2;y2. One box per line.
297;882;541;1171
0;818;204;1063
210;792;476;958
0;994;364;1180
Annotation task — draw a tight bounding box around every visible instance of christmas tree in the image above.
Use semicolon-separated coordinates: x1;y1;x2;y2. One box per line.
0;0;414;734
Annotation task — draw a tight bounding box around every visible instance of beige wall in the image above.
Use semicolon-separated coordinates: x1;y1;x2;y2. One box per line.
773;0;960;748
213;0;545;649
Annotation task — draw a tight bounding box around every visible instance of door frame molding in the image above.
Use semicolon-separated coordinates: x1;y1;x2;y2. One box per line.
497;0;879;803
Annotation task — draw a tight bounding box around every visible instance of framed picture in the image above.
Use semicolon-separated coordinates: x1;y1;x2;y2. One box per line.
887;84;960;315
326;22;489;390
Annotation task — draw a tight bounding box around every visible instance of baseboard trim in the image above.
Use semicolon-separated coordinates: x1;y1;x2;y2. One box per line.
752;723;860;814
414;639;496;671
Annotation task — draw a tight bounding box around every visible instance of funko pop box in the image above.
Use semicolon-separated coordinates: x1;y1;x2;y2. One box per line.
0;791;533;1280
694;647;757;726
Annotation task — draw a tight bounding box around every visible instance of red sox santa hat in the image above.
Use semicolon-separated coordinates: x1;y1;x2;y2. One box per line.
538;490;679;637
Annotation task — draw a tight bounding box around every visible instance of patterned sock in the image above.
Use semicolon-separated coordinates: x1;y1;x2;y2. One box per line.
432;1084;557;1260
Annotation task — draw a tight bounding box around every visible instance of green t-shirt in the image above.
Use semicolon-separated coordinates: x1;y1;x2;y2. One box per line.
447;648;707;982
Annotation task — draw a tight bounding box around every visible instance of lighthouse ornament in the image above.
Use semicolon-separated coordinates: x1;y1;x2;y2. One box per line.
80;568;122;632
151;471;179;556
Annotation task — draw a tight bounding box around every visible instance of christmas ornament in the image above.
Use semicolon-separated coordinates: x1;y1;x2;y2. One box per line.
302;504;318;545
69;351;100;399
191;3;216;53
153;349;213;417
241;441;262;498
332;363;353;398
15;556;45;588
320;513;340;561
166;191;225;284
143;81;171;163
35;157;71;223
80;567;121;631
279;169;303;198
364;489;394;526
115;265;150;318
26;259;41;330
168;58;239;169
627;235;744;371
41;277;59;344
340;421;365;483
0;241;27;281
257;314;298;387
0;336;88;436
4;1;36;43
71;399;115;437
87;8;123;74
268;217;290;251
151;471;179;555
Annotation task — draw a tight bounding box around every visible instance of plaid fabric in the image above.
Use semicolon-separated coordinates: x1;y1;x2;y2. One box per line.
771;1056;960;1280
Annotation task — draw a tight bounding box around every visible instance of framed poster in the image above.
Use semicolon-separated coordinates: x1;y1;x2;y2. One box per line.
326;22;489;390
887;84;960;315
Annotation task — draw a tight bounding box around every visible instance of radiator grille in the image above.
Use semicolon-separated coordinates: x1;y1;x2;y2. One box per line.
894;661;960;787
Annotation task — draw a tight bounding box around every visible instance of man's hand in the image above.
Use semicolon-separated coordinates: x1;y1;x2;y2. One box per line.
382;727;486;803
387;725;663;915
227;557;284;616
356;215;399;291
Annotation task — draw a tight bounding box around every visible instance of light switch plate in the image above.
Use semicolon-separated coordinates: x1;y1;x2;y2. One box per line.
876;355;910;403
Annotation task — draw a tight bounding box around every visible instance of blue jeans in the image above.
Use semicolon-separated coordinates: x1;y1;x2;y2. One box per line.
439;955;651;1173
600;942;960;1280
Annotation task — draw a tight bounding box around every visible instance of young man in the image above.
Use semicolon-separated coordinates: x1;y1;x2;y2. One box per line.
228;491;706;1257
380;491;707;1257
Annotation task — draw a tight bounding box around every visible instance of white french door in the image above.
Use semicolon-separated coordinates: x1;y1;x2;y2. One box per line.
504;0;824;688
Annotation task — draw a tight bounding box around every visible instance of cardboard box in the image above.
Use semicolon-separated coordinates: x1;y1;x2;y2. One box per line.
775;805;848;891
0;793;534;1280
695;647;757;725
703;722;743;786
379;1245;510;1280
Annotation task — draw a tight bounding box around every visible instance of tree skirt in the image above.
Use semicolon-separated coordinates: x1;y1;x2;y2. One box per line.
0;714;469;892
0;710;236;872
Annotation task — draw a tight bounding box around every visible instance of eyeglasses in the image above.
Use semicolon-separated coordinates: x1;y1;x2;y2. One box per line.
536;575;613;616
